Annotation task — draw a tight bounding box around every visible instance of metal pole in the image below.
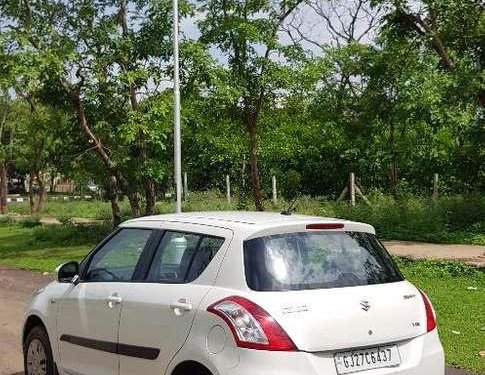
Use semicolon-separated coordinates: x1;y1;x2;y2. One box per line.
173;0;182;213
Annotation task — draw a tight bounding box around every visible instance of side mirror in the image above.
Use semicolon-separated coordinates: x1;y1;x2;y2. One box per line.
57;261;80;283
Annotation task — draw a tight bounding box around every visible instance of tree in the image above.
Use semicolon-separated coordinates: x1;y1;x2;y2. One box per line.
0;94;12;214
375;0;484;107
0;0;181;224
198;0;305;210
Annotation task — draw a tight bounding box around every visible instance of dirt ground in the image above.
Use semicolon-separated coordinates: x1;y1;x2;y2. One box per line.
383;241;485;266
0;266;479;375
0;267;52;375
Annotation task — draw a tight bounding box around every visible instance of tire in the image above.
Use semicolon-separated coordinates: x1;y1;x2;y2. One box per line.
23;325;57;375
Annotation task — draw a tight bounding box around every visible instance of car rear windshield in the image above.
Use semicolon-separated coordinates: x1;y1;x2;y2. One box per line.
244;231;403;291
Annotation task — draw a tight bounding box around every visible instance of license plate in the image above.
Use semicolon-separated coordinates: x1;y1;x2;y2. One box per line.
334;345;401;374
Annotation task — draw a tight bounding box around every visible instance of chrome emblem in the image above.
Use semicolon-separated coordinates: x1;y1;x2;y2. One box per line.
360;300;371;311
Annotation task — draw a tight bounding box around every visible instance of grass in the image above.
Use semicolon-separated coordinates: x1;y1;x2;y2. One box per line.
397;259;485;373
0;224;111;272
4;191;485;245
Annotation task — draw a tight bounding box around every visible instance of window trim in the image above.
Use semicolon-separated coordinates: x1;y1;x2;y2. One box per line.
79;227;158;283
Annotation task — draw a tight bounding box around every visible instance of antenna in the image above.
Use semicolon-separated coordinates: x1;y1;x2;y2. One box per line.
280;196;299;215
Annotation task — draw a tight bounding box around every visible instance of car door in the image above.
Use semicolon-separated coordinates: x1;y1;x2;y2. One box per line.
118;225;233;375
56;228;154;375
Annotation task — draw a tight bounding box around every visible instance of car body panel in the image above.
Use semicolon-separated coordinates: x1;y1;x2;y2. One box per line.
246;281;425;352
56;282;126;375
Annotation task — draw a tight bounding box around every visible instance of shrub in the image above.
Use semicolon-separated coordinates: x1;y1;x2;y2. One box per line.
20;217;42;228
33;224;112;246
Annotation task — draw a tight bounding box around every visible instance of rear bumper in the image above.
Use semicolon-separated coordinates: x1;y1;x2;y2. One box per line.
224;331;444;375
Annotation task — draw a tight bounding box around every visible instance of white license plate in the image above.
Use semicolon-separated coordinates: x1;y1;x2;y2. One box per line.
334;345;401;374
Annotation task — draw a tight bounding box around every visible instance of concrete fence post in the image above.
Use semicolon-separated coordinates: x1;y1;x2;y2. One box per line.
226;175;231;204
432;173;439;200
350;172;356;207
272;175;277;204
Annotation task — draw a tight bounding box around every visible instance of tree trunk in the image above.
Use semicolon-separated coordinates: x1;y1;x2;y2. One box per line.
70;84;128;224
108;175;122;227
127;189;142;218
388;122;399;196
145;179;156;216
35;171;47;213
0;112;8;215
0;162;8;215
247;123;264;211
28;172;35;215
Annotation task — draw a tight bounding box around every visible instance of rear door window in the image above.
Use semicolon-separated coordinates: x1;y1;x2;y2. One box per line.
244;232;403;291
147;231;224;283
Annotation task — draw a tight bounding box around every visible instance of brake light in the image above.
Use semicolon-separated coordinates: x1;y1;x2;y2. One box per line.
207;296;297;351
306;223;344;230
419;291;437;332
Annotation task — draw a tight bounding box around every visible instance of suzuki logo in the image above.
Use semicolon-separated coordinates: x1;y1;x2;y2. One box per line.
360;300;371;311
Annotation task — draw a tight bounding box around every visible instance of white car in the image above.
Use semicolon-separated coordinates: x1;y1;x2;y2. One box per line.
22;212;445;375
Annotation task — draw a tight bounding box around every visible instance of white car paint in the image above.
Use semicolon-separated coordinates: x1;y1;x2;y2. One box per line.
23;211;445;375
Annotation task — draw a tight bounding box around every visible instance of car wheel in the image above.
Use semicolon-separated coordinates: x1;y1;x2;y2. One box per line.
24;326;57;375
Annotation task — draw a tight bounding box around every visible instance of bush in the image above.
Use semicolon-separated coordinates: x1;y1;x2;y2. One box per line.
32;224;112;246
5;191;485;245
20;217;42;228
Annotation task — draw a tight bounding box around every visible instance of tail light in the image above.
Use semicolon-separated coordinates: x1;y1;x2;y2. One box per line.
419;290;437;332
207;296;297;351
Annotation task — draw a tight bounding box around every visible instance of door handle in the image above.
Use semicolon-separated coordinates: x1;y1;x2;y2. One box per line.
107;294;122;308
170;298;192;315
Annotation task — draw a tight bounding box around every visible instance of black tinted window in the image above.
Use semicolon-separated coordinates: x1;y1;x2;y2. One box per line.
147;231;224;283
244;232;403;291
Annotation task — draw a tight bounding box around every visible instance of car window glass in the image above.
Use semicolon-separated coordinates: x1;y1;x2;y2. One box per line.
147;231;224;283
244;232;403;291
186;236;225;282
85;229;152;282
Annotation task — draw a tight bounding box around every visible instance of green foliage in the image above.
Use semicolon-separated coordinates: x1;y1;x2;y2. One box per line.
332;193;485;244
32;224;111;246
6;193;485;245
0;224;109;272
281;169;302;200
0;0;483;221
398;259;485;373
19;217;42;228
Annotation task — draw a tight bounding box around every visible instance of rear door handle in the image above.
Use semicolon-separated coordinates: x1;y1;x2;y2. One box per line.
170;298;192;315
107;294;122;308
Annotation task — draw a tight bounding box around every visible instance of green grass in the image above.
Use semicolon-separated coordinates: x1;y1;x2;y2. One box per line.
4;191;485;245
0;222;483;372
0;224;111;272
397;259;485;373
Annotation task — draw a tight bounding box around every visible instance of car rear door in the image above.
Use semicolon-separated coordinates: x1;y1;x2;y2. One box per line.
56;228;154;375
118;224;233;375
243;230;426;352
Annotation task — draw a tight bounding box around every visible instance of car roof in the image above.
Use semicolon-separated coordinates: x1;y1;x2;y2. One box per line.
121;211;376;238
